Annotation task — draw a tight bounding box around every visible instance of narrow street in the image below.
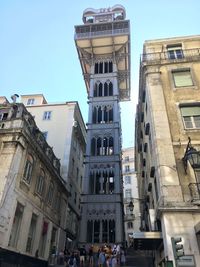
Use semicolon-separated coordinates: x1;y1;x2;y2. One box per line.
54;248;153;267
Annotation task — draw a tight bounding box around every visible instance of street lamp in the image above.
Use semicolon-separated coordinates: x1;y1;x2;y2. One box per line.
183;137;200;172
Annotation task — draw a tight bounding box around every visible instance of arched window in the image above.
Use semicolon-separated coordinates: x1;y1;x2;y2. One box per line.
99;83;103;96
94;220;100;243
109;82;113;96
109;61;113;73
87;220;93;242
103;137;108;155
109;108;113;122
94;83;98;97
104;106;108;123
99;62;103;74
92;107;97;123
109;137;114;155
103;171;107;194
104;62;108;73
36;169;45;196
109;170;114;193
91;138;96;156
95;171;101;194
98;107;102;123
102;220;108;243
23;154;34;184
109;220;115;243
97;138;101;156
104;82;108;96
89;172;95;194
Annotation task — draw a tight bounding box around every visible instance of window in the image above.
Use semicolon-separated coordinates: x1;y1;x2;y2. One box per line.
43;111;52;120
125;189;132;198
9;203;24;248
180;105;200;129
36;169;45;196
125;165;130;172
127;222;133;229
125;176;131;184
46;182;54;205
26;214;37;253
172;69;193;87
23;154;34;184
0;111;8;121
167;44;183;59
27;98;35;105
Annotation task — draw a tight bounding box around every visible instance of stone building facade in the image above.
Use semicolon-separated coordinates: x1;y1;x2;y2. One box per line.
135;35;200;266
0;101;69;261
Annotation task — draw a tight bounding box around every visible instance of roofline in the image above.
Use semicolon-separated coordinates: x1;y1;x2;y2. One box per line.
144;34;200;44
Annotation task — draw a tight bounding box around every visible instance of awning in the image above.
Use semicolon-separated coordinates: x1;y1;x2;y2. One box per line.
133;231;163;250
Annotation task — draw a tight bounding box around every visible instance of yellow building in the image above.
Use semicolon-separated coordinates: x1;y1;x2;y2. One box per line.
135;35;200;266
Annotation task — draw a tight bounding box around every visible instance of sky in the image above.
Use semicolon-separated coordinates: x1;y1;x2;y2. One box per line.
0;0;200;148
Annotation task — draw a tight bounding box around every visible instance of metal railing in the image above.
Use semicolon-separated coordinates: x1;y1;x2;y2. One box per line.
75;28;129;39
188;182;200;202
141;48;200;65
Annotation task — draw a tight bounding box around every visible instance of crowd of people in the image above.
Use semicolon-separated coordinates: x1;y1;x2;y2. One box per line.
49;244;126;267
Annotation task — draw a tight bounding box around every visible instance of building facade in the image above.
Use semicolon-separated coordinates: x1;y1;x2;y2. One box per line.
135;35;200;266
0;101;69;261
20;94;86;248
74;5;131;245
122;147;140;247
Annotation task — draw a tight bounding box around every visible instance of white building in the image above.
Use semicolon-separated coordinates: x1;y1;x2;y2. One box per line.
122;147;140;247
74;5;131;245
21;94;86;247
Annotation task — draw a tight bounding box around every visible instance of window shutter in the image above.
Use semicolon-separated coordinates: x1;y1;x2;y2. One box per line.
173;70;193;87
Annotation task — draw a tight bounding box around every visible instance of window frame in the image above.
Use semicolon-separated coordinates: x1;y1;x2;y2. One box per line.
180;104;200;129
23;154;34;185
172;68;194;88
43;111;52;120
35;169;45;196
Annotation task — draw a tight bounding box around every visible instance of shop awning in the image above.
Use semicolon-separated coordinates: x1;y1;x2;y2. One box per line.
133;231;163;250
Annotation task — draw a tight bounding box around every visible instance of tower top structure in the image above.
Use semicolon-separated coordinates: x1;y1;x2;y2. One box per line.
82;5;126;24
75;5;131;101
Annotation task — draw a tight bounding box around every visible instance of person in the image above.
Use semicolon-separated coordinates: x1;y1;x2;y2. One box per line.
88;245;94;267
98;247;105;267
120;248;126;266
58;249;65;265
68;252;77;267
78;245;87;267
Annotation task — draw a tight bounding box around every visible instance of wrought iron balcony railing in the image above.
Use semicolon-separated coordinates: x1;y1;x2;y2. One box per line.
141;48;200;66
188;182;200;203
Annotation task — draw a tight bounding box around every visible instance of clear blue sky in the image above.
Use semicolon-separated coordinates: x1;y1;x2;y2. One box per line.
0;0;199;148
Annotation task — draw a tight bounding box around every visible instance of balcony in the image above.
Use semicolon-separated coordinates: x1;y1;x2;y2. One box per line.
141;48;200;66
75;20;130;40
189;183;200;205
